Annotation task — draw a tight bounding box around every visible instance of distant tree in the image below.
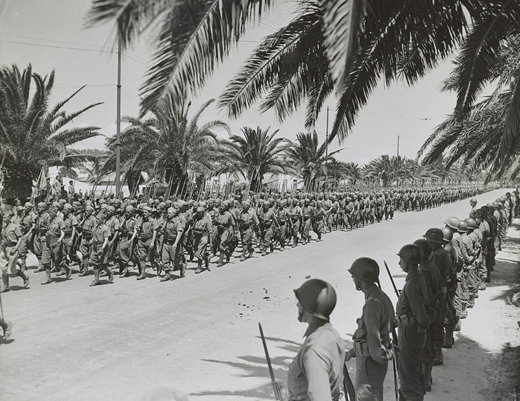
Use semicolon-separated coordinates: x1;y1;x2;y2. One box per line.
219;127;289;192
285;131;342;191
0;64;101;203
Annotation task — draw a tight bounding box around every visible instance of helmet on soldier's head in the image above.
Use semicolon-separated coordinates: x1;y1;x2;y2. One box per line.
294;279;337;320
413;239;432;258
470;198;477;206
444;216;460;230
397;244;423;265
464;218;477;230
457;221;468;233
423;228;444;244
348;258;380;282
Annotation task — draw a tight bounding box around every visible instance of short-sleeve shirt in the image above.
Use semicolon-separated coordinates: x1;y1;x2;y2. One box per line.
288;321;345;401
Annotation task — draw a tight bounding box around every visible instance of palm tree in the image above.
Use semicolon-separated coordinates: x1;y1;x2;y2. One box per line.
0;64;101;203
343;162;362;185
419;34;520;179
284;131;342;191
105;98;229;199
363;155;422;187
219;126;289;192
87;0;520;144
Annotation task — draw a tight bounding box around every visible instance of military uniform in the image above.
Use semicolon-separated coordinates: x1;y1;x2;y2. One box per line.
395;269;429;401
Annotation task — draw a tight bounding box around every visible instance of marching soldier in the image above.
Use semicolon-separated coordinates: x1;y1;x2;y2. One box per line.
56;203;77;277
346;258;394;400
215;200;235;267
237;199;258;261
41;205;71;284
89;210;114;286
192;206;212;274
77;205;97;277
1;212;29;292
118;205;138;278
160;206;185;280
135;206;158;280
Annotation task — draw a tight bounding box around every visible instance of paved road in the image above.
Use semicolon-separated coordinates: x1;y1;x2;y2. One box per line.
0;189;514;401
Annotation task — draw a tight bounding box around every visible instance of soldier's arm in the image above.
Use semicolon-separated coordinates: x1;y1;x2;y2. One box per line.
407;281;429;329
364;300;392;364
302;350;334;401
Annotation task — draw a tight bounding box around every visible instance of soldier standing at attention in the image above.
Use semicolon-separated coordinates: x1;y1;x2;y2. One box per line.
288;279;345;401
345;258;394;400
395;244;429;401
423;228;453;366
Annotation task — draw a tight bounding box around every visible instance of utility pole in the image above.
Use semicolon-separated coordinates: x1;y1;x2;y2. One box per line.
397;135;400;158
115;35;122;198
325;106;329;191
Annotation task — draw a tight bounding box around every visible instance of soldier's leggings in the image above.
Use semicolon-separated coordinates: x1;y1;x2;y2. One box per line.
302;219;311;241
241;228;254;258
398;326;426;401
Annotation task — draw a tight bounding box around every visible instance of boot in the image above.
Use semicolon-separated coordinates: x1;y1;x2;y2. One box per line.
105;266;114;283
1;274;10;292
443;329;454;348
64;265;72;280
195;262;203;274
136;261;146;280
41;268;52;285
34;259;44;273
78;259;89;276
433;346;444;365
1;320;12;340
119;265;129;278
16;271;30;288
204;257;210;272
217;254;226;267
90;269;101;286
160;270;171;282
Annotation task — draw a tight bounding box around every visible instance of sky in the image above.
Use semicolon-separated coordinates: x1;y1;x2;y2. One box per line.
0;0;465;166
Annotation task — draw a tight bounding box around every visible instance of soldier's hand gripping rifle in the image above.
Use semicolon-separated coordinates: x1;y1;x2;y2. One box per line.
258;323;284;401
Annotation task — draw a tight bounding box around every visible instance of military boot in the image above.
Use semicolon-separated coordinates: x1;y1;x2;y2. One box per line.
136;261;146;280
433;346;444;365
204;257;210;272
78;259;89;276
160;270;171;282
195;261;203;274
90;269;101;286
119;265;129;278
41;267;52;285
1;275;10;292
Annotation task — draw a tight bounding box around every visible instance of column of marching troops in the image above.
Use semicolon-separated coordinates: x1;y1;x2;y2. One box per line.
0;185;517;400
0;185;502;291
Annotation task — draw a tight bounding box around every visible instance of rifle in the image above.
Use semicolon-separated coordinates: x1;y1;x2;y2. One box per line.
384;260;401;298
258;323;284;401
379;267;401;401
343;362;356;401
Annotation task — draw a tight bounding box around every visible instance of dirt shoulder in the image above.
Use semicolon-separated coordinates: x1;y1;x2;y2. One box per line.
427;219;520;401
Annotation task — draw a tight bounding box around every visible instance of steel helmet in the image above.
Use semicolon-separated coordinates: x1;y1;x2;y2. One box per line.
397;244;423;265
441;227;453;243
457;221;468;233
470;198;477;206
294;279;337;320
464;218;477;230
413;239;432;258
348;258;380;282
444;216;461;230
423;228;444;244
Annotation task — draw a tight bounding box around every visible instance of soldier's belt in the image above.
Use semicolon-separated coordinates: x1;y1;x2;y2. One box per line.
354;341;391;357
395;314;417;327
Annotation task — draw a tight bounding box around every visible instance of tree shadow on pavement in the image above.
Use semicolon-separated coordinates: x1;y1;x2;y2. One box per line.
191;335;354;399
